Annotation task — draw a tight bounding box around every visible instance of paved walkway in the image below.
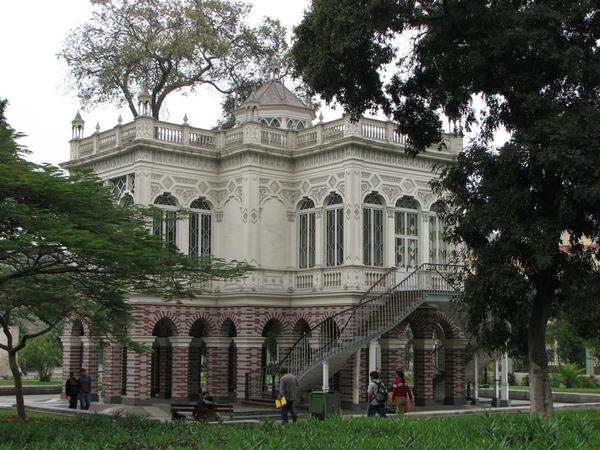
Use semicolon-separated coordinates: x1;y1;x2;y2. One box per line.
2;394;599;422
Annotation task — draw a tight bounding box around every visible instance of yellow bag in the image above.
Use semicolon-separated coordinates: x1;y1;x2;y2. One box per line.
275;396;287;408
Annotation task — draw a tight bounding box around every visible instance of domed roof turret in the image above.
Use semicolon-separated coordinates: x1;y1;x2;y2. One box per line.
232;78;316;129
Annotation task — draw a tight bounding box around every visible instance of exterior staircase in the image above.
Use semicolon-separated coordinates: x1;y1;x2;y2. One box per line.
244;263;463;401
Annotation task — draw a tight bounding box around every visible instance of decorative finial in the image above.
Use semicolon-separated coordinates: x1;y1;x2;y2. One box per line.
183;113;188;124
319;112;324;123
118;114;123;124
95;122;100;133
267;59;281;80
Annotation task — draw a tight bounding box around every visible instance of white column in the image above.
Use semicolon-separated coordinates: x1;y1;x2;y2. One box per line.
322;361;330;393
368;339;379;372
471;355;480;406
500;352;510;407
353;349;361;404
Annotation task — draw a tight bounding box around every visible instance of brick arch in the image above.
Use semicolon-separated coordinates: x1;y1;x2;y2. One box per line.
219;317;238;338
143;309;186;336
291;317;311;339
384;319;412;338
261;317;285;337
152;317;178;337
65;318;86;337
405;308;437;339
431;310;466;340
183;312;217;337
216;312;241;335
188;317;214;338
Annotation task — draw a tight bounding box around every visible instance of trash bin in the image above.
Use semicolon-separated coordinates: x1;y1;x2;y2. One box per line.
310;391;341;420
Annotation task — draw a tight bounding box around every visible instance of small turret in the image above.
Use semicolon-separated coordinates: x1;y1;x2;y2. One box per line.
138;88;152;116
71;111;85;139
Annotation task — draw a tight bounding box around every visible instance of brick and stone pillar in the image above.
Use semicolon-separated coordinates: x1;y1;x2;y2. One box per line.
413;338;437;406
169;336;193;401
80;336;101;401
102;345;124;403
203;337;234;402
443;338;468;405
233;336;265;400
123;336;154;406
60;335;82;398
379;338;407;385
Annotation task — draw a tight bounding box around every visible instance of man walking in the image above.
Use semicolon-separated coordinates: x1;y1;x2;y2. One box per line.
278;367;299;424
367;370;387;418
78;368;92;410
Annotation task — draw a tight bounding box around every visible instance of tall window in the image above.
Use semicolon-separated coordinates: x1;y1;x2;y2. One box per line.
363;193;384;266
110;174;135;197
429;202;448;265
395;197;419;269
153;193;177;243
326;193;344;267
298;198;316;268
189;198;212;257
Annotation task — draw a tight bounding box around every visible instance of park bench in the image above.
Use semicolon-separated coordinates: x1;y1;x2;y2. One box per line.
170;402;234;421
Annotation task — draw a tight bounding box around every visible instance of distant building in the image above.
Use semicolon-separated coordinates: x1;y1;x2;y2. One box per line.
60;77;469;407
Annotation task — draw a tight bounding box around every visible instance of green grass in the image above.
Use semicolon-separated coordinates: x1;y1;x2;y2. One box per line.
0;379;62;386
509;385;600;394
1;409;600;449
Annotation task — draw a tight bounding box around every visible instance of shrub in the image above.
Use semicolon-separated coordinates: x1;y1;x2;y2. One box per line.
507;372;516;386
522;375;529;386
579;375;600;389
557;363;584;388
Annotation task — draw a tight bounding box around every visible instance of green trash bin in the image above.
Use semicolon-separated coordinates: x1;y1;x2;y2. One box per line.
310;391;341;420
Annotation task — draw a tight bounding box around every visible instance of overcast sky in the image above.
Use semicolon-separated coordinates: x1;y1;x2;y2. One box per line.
0;0;312;167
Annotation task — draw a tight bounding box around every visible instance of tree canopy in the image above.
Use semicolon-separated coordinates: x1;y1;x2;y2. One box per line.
59;0;289;119
292;0;600;416
0;99;251;419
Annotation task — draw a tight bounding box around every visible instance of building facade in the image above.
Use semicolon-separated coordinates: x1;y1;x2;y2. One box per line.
61;79;469;407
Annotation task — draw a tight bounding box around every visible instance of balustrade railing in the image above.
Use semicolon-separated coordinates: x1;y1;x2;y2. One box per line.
69;115;462;162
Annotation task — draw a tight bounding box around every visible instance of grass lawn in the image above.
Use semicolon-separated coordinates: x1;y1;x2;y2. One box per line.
0;379;62;386
1;408;599;449
509;385;600;394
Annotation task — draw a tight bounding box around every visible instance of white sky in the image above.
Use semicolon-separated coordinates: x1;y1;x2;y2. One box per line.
0;0;312;167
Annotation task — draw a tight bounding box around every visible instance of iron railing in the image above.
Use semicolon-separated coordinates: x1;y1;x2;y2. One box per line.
244;264;463;400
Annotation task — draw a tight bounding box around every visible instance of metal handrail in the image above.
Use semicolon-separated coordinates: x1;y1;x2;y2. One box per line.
244;263;463;399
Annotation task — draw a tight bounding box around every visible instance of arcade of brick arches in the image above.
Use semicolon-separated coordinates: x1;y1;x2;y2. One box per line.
61;300;470;407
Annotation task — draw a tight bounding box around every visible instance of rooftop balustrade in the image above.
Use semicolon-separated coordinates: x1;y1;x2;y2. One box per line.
68;115;462;162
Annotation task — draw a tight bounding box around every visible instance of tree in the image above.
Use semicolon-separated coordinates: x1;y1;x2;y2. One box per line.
18;329;63;382
0;99;251;420
59;0;289;119
292;0;600;416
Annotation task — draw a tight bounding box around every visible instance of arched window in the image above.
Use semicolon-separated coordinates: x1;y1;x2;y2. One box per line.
298;198;316;268
326;193;344;267
122;194;134;206
395;197;419;269
153;193;177;243
363;193;384;266
259;117;281;128
429;202;448;265
189;198;212;257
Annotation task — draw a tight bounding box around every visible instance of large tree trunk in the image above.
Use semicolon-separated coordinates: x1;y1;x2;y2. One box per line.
528;292;553;417
8;347;27;421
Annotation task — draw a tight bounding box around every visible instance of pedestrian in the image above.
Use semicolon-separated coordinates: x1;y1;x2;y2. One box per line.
77;368;92;410
194;391;219;421
65;372;79;409
391;369;414;415
367;370;387;418
278;367;299;424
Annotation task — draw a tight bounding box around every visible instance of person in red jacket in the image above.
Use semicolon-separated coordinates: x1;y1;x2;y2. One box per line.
391;369;414;415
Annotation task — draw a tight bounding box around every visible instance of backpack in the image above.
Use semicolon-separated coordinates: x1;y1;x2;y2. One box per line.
374;381;389;403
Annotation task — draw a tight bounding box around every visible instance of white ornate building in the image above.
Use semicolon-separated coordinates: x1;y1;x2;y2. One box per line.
60;78;469;408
